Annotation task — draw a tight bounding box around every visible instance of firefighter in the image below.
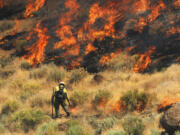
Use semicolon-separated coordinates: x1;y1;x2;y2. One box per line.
52;82;70;118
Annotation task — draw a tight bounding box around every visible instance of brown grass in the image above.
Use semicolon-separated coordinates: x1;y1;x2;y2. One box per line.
0;56;180;134
0;19;36;40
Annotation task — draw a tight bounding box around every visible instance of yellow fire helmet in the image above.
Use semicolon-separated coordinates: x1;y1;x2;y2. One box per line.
59;81;65;86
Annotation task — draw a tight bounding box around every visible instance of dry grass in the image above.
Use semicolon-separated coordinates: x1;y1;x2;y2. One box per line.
105;53;139;72
0;56;180;134
0;18;36;41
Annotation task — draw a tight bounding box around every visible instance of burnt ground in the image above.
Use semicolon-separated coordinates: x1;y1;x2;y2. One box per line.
0;0;179;73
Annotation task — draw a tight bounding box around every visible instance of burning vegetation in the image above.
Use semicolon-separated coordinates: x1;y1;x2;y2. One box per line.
24;0;46;18
24;22;50;66
0;1;180;134
158;96;180;112
133;46;156;72
0;0;179;73
0;0;4;8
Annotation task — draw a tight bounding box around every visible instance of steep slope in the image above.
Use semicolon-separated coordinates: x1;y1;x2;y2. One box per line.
0;0;179;73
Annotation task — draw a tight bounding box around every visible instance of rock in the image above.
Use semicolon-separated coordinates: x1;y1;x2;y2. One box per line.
160;102;180;134
93;74;104;84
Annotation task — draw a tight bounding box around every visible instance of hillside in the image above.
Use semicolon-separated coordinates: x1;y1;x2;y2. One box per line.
0;0;179;72
0;54;179;135
0;0;180;135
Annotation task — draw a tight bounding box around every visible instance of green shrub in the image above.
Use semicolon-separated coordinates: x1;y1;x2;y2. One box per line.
1;100;19;114
36;120;58;135
108;130;127;135
12;81;40;100
122;116;145;135
30;95;49;108
0;69;15;78
0;114;7;125
11;109;49;131
23;83;39;91
174;131;180;135
21;61;31;70
0;56;14;68
151;129;161;135
0;79;8;88
89;117;118;133
121;89;149;111
69;68;87;84
93;117;118;135
0;21;14;32
66;120;93;134
66;120;81;128
0;122;5;133
11;80;24;90
88;117;99;129
66;125;84;135
15;40;27;54
92;89;111;107
19;83;40;101
70;91;90;107
103;117;118;130
47;68;65;82
30;66;47;79
66;120;86;135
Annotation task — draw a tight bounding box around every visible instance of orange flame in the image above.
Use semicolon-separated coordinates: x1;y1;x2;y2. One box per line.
176;56;180;61
100;49;122;66
24;22;50;65
111;100;124;112
93;93;151;112
85;43;97;55
67;57;82;70
53;0;155;69
86;2;123;41
77;0;127;44
158;96;180;112
0;0;4;8
20;0;178;70
24;0;46;18
167;27;180;36
126;45;137;52
147;1;166;22
53;0;128;69
55;25;77;49
173;0;180;8
26;31;34;41
136;17;147;32
70;107;79;113
98;97;109;108
137;97;151;112
111;96;150;112
133;46;156;72
55;0;80;59
136;0;166;32
11;18;20;36
58;0;80;26
132;0;150;13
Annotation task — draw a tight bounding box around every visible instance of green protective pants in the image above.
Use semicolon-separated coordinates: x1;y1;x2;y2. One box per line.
54;100;70;117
